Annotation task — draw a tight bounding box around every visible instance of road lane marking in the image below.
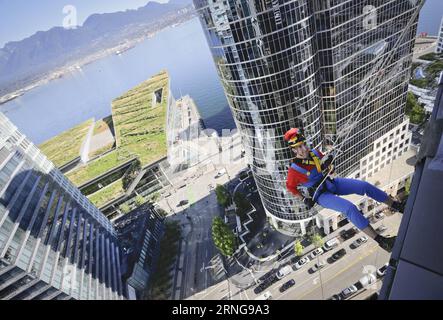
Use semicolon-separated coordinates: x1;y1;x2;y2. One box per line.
273;243;378;300
197;281;228;299
293;244;378;300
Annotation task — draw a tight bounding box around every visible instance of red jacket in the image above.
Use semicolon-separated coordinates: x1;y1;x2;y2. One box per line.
286;149;324;197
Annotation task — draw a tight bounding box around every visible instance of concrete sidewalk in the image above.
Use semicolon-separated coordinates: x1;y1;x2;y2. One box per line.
169;214;193;300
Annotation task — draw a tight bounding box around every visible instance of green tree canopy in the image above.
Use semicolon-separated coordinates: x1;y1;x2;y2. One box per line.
135;195;146;206
234;192;251;219
406;92;426;125
120;203;131;214
212;217;236;257
311;233;324;249
215;185;231;208
294;240;304;257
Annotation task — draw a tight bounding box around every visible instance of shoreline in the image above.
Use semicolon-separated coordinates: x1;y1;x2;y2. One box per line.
0;15;196;106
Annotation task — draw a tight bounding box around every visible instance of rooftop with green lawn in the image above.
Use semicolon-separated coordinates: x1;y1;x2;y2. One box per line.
39;118;93;168
39;71;170;209
67;70;169;187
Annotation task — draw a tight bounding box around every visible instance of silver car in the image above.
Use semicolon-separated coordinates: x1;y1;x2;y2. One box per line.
310;260;326;273
341;285;358;298
351;236;368;248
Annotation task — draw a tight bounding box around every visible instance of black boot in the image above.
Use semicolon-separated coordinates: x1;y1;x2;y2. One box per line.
375;235;397;253
391;201;405;213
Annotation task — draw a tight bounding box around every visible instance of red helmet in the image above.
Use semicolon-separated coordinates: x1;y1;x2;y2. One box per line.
284;128;306;148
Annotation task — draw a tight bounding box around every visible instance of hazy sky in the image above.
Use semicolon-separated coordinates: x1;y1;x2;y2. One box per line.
0;0;170;48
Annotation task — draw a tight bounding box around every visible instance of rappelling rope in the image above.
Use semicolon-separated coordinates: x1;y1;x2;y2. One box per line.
311;0;425;201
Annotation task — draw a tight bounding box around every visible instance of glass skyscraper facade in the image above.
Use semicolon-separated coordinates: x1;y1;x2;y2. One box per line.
0;113;125;300
194;0;421;235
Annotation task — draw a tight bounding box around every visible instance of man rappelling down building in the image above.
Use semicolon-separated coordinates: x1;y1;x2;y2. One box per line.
284;128;404;252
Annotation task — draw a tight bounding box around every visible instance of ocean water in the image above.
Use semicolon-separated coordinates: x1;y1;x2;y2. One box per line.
2;1;442;145
1;18;235;145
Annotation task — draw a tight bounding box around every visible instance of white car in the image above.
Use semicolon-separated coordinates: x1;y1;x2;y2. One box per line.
215;169;226;178
276;265;293;279
294;256;310;270
323;238;340;251
309;248;324;260
255;291;272;300
377;263;389;277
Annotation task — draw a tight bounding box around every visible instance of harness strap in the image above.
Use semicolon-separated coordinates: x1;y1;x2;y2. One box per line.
290;149;322;177
309;150;322;173
291;162;310;176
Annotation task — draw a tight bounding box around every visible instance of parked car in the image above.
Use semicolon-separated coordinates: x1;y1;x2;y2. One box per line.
377;263;389;278
341;284;358;298
309;247;324;260
323;238;340;251
328;248;347;263
376;225;388;233
329;294;343;300
374;212;385;220
279;279;296;293
340;227;358;240
309;260;326;274
259;269;277;282
255;291;272;300
276;265;293;279
254;284;266;295
358;273;377;288
215;169;226;178
351;236;368;249
177;200;189;207
294;256;310;270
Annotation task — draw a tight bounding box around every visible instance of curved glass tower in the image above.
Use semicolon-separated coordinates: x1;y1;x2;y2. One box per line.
194;0;421;236
194;0;323;236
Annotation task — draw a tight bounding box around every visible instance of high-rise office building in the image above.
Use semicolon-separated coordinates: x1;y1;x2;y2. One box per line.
194;0;421;235
0;113;125;300
436;16;443;53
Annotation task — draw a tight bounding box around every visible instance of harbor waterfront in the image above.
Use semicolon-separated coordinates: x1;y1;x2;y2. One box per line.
0;18;235;145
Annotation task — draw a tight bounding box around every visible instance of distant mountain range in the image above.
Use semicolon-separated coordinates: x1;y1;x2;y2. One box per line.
0;0;194;96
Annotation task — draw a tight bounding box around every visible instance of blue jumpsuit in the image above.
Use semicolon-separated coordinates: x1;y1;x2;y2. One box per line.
292;151;388;230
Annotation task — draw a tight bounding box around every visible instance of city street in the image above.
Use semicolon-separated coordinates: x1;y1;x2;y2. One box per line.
158;133;247;300
191;212;402;300
157;130;404;301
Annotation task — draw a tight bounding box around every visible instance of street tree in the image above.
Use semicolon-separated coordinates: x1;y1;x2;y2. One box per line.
135;195;146;206
234;192;251;220
406;92;426;124
120;203;131;214
294;240;304;257
212;217;236;257
311;233;324;249
215;185;231;207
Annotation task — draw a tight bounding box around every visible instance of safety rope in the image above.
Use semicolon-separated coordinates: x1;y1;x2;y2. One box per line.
313;2;425;299
312;0;425;200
